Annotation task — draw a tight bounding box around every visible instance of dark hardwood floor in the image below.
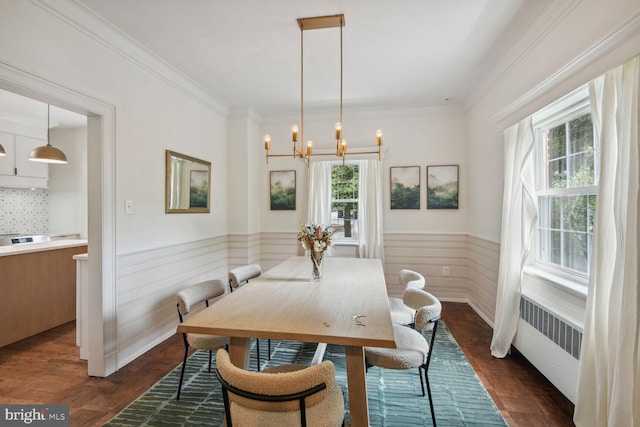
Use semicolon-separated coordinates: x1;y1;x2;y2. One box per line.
0;302;575;426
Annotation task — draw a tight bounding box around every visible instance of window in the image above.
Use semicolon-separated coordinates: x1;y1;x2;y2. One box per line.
331;163;359;242
533;86;599;279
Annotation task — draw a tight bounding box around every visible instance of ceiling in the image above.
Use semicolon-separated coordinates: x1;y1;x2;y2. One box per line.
0;1;552;127
75;0;551;116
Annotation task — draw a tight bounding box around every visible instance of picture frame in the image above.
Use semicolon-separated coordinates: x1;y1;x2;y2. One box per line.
390;166;420;209
165;150;211;213
427;165;459;209
270;170;296;210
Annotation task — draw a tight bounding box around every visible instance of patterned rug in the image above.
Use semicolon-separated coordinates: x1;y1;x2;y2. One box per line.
105;322;507;426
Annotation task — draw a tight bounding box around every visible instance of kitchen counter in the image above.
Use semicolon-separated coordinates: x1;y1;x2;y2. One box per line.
0;240;88;348
0;239;87;256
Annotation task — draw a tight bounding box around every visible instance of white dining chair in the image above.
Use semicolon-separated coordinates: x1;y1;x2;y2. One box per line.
388;269;426;327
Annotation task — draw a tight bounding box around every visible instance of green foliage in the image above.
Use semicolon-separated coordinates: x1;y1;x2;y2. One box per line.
332;165;358;212
391;182;420;209
270;183;295;210
427;182;458;209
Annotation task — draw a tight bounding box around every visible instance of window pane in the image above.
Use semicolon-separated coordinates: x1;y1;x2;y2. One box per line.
548;158;567;188
331;164;359;241
588;195;596;233
568;114;594;155
548;124;566;159
568;153;595;187
564;231;588;273
550;230;562;265
550;196;562;229
562;196;588;232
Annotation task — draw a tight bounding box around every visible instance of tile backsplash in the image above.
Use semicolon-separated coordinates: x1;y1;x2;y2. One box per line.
0;188;48;235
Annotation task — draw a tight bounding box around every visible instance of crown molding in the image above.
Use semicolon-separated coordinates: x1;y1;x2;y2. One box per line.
490;10;640;128
30;0;229;117
465;0;583;110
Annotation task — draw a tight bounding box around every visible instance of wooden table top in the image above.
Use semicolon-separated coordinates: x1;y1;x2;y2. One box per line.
177;256;395;349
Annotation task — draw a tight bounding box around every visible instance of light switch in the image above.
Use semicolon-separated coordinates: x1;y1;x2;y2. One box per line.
125;199;133;215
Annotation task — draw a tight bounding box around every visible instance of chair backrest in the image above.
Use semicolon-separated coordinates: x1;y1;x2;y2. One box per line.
176;279;226;319
399;269;426;290
402;288;442;331
214;348;344;427
229;264;262;291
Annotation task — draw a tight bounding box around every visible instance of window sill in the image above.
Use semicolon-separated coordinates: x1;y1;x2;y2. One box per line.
523;266;588;301
332;241;358;247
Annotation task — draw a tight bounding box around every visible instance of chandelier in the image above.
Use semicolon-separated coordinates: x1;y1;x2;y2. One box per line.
264;14;382;165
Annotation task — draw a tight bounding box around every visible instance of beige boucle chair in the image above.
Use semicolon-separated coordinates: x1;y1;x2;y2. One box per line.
388;269;426;327
214;348;345;427
365;288;441;427
229;263;271;370
176;279;229;400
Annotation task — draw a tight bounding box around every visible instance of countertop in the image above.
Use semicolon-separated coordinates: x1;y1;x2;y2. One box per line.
0;239;88;257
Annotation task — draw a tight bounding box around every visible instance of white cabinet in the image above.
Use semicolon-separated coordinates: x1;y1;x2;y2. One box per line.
0;132;48;188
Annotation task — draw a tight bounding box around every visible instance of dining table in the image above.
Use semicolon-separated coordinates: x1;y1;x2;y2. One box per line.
177;255;396;427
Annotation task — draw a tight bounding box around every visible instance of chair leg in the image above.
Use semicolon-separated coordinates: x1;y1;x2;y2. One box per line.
256;338;261;371
418;367;425;396
267;339;271;360
176;347;189;400
424;368;436;426
208;350;213;372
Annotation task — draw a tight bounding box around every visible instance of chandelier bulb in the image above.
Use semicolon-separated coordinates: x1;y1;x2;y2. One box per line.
264;134;271;150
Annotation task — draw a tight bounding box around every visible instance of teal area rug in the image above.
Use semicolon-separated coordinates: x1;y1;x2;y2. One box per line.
106;322;507;426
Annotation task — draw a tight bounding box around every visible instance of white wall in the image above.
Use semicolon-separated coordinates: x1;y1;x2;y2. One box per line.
259;106;468;234
0;0;230;373
49;127;88;238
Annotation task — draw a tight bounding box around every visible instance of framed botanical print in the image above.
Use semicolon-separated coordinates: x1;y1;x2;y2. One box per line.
427;165;459;209
270;170;296;210
390;166;420;209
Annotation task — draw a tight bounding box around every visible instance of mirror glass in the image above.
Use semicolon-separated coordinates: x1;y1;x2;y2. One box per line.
165;150;211;213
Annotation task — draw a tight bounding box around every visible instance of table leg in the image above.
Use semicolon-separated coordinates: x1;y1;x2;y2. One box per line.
228;337;251;369
345;345;369;427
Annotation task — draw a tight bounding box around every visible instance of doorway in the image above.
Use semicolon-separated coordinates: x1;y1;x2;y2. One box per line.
0;62;116;377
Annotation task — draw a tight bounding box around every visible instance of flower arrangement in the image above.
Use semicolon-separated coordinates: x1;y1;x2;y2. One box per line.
297;224;333;280
297;224;333;252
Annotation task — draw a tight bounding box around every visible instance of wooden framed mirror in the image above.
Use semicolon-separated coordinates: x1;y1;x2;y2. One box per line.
165;150;211;213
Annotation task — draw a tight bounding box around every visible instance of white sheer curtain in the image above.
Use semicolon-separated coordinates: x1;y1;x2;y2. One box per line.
306;161;332;226
574;56;639;427
490;116;537;358
358;159;384;261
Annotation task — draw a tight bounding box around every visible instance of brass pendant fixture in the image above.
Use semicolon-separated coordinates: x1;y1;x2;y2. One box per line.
29;104;68;164
264;14;382;165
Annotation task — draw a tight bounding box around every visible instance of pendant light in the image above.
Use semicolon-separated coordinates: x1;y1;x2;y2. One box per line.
29;104;68;164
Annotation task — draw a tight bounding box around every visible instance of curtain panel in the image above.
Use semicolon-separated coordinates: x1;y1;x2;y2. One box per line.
574;55;639;427
357;159;385;262
490;116;537;358
306;161;332;227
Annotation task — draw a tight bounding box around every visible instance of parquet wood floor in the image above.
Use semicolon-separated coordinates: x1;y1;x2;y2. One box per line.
0;302;575;426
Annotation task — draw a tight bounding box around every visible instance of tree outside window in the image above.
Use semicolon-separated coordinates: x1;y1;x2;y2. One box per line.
331;164;359;241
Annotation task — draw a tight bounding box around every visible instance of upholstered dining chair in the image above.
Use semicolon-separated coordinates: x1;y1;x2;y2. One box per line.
228;264;271;370
175;279;229;400
214;348;345;427
365;288;442;426
388;269;426;327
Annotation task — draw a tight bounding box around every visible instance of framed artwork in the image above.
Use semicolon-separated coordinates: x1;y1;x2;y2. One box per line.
427;165;459;209
270;170;296;210
390;166;420;209
165;150;211;213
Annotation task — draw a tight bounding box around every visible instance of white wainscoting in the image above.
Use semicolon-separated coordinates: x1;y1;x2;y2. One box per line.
228;233;262;270
384;233;470;302
115;236;228;368
466;235;501;326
